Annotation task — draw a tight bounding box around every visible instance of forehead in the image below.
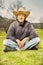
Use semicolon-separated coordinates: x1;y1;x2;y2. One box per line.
17;13;25;16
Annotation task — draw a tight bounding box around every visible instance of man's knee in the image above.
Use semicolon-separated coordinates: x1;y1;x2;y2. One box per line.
35;37;40;44
3;39;18;46
3;39;8;46
3;39;12;46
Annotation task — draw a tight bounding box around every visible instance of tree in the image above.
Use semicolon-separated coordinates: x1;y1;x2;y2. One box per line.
39;17;43;30
9;2;16;11
0;16;15;33
0;0;4;8
28;16;35;22
17;0;23;10
8;0;23;11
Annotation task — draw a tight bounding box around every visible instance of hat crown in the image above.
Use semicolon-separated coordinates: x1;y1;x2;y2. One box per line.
18;7;25;11
13;7;30;18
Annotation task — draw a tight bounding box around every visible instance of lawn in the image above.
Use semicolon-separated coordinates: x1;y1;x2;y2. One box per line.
0;29;43;65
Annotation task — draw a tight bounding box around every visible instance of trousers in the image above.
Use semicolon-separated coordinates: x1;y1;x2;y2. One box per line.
3;37;40;50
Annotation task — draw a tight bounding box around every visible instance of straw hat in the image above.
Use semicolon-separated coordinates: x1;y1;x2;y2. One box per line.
13;7;30;18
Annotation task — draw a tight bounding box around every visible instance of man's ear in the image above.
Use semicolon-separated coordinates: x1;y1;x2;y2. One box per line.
24;14;27;19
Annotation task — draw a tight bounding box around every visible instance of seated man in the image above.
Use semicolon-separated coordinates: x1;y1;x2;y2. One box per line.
3;7;40;52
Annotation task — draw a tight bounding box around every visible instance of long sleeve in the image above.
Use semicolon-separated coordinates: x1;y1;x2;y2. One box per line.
6;23;16;42
29;23;38;40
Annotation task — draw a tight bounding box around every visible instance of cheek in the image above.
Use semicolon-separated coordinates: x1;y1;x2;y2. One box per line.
22;17;25;21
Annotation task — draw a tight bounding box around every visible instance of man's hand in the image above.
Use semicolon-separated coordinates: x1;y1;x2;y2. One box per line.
16;37;29;49
19;37;29;48
19;41;24;48
22;37;29;44
16;39;24;48
16;39;20;45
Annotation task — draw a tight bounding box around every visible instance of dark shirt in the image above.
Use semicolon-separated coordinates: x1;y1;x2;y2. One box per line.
6;20;38;42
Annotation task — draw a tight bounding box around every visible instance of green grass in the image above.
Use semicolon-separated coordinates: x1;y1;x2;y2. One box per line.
0;31;6;36
0;29;43;65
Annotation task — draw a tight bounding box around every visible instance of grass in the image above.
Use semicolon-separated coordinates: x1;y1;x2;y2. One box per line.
0;29;43;65
0;31;6;36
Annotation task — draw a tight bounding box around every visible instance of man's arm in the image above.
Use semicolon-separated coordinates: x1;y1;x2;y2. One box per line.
28;23;38;40
6;23;17;42
17;37;29;48
21;37;29;43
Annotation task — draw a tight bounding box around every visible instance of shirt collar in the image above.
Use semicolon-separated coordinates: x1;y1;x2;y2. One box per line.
17;20;27;27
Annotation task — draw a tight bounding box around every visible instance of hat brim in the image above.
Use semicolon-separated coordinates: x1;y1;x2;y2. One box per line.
13;11;30;18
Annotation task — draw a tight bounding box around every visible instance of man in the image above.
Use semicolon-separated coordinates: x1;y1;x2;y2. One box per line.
3;7;40;52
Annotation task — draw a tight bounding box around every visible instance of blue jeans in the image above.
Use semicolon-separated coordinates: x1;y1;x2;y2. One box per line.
3;37;40;51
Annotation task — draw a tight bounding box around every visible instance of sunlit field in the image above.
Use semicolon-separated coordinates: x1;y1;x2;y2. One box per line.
0;29;43;65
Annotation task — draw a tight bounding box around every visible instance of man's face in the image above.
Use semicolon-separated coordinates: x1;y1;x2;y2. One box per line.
17;13;26;24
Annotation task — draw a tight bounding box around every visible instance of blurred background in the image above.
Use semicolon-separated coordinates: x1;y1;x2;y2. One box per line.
0;0;43;33
0;1;43;65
